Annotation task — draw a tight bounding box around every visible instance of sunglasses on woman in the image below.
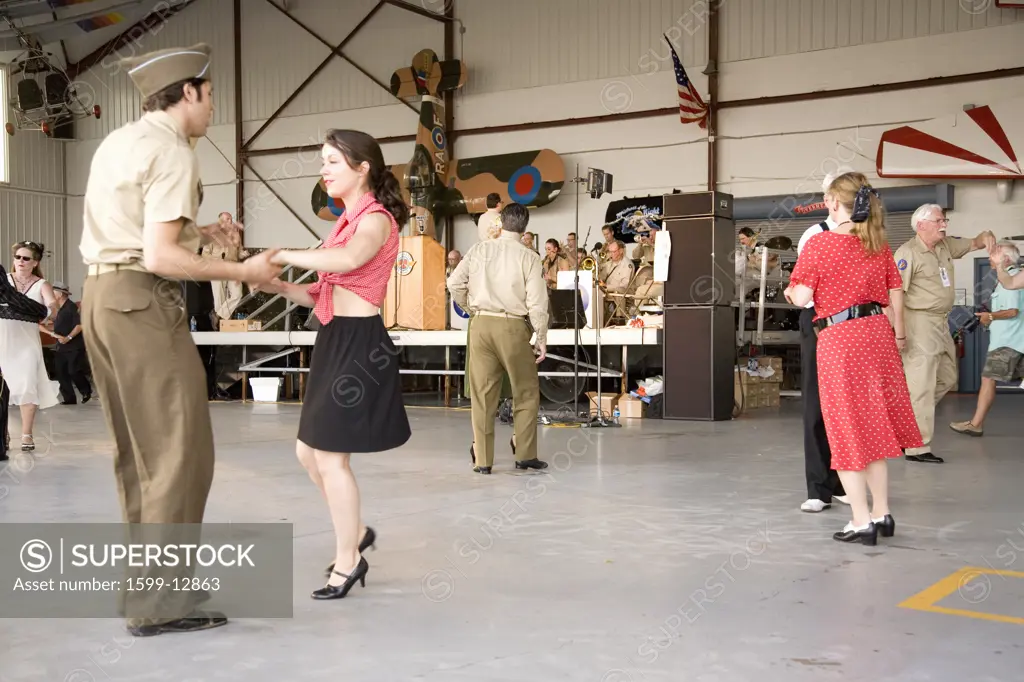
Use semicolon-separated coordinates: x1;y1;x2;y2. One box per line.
13;254;35;262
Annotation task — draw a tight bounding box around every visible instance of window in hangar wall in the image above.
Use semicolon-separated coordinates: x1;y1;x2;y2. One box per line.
734;213;915;254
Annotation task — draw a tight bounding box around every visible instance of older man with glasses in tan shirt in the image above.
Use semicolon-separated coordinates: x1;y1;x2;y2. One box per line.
447;202;549;475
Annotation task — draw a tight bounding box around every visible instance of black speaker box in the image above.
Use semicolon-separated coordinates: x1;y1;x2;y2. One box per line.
662;306;736;421
663;191;734;219
661;216;736;306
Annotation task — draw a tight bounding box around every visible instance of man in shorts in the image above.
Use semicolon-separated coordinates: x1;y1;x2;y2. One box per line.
950;242;1024;437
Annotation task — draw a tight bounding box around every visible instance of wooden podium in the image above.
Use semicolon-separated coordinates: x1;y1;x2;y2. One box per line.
382;235;447;330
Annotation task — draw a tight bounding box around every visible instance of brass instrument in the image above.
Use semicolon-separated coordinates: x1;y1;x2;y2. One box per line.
580;256;596;271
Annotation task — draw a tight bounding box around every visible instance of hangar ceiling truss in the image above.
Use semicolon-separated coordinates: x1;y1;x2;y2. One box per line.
231;0;455;237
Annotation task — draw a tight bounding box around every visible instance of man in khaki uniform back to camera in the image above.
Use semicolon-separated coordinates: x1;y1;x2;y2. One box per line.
447;203;549;474
80;43;280;636
893;204;994;464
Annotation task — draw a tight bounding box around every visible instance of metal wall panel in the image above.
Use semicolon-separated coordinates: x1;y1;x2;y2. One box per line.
72;0;235;140
6;127;65;194
458;0;709;94
721;0;1024;62
0;190;67;284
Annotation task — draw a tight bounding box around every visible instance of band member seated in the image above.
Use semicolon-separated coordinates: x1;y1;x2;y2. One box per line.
599;240;633;294
599;225;616;259
562;232;578;268
543;239;569;289
633;231;656;263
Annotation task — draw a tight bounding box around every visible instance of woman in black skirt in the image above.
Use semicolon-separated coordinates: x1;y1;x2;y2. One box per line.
258;129;411;599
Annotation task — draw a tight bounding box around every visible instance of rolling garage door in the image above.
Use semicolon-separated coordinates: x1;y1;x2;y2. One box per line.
735;212;915;254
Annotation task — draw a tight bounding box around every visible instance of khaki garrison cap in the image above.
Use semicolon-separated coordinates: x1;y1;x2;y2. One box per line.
120;43;212;99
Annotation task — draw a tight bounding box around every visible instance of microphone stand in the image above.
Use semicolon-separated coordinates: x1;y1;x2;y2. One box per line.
583;256;620;429
572;223;593;420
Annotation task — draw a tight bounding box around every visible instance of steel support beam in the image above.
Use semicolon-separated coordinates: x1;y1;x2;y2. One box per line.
447;66;1024;141
705;1;720;192
242;134;417;158
442;0;456;253
245;0;392;151
243;159;322;241
253;0;416;144
233;0;244;223
67;0;198;79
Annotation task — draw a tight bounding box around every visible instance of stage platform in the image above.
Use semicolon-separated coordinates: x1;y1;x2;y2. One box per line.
191;327;662;405
191;327;662;347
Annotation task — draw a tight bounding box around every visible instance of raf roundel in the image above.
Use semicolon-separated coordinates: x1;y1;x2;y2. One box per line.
508;165;542;205
431;126;446;150
312;178;345;221
897;258;908;271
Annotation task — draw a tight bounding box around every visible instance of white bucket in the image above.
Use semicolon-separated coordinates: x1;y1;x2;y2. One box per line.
249;377;282;403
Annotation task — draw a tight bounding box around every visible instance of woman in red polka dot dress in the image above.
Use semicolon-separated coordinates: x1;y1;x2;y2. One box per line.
785;172;923;546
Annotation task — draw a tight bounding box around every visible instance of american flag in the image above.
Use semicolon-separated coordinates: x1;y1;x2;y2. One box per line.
665;34;708;129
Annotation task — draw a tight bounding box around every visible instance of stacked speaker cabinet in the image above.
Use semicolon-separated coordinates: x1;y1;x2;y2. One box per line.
660;191;737;421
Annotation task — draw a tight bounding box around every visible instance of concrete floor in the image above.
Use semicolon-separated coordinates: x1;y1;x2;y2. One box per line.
2;392;1023;682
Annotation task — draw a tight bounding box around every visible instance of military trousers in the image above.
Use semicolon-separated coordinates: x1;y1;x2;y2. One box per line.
468;314;540;468
463;316;512;400
82;268;215;626
900;310;958;456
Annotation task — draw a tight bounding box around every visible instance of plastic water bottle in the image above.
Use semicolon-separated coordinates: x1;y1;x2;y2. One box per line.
612;407;620;424
190;316;197;332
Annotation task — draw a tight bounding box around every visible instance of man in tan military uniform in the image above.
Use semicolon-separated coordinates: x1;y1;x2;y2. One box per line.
448;202;549;474
894;204;994;464
599;240;635;323
80;43;280;636
477;192;503;241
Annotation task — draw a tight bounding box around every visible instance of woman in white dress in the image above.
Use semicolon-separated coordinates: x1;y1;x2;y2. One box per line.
2;241;60;451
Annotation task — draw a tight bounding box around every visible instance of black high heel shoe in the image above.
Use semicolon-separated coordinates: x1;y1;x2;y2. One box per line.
873;514;895;538
324;527;376;577
312;556;368;600
833;522;877;546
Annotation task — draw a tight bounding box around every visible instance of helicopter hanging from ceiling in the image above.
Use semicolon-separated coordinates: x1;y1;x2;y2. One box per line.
0;0;149;136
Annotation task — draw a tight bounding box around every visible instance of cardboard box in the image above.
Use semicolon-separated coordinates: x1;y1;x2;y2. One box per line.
735;373;780;409
585;391;619;418
219;319;263;332
617;394;644;419
738;356;783;384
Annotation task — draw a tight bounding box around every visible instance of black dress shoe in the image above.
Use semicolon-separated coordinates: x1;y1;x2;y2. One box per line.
906;452;944;463
325;527;376;576
873;514;895;538
82;394;92;404
126;610;228;637
312;556;368;600
515;458;548;470
474;466;492;475
833;522;877;546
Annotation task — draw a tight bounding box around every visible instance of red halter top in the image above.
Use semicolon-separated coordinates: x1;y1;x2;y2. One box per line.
306;192;399;325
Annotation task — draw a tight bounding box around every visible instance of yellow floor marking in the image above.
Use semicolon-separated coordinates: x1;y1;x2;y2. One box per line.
899;566;1024;625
